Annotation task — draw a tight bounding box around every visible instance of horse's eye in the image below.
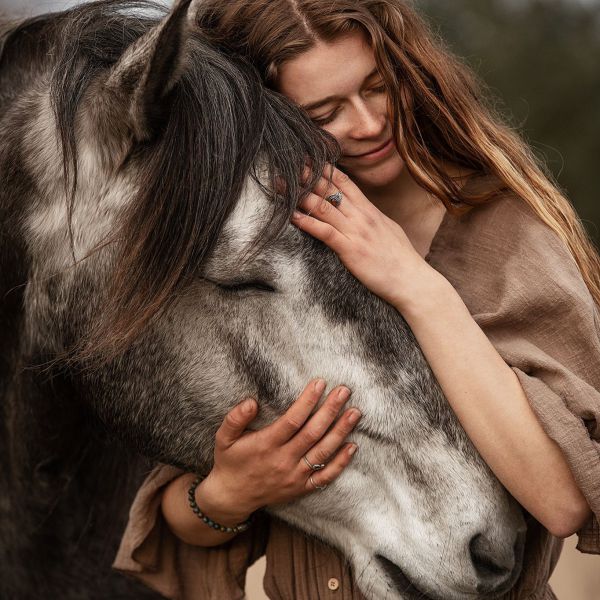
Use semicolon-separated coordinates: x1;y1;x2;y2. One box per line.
215;280;276;294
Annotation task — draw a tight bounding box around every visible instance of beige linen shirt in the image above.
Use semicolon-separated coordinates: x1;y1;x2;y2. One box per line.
113;193;600;599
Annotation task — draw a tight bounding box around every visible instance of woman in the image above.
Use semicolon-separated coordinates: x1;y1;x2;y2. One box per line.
113;1;600;598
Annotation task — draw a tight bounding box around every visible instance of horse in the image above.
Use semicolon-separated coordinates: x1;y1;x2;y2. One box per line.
0;1;526;598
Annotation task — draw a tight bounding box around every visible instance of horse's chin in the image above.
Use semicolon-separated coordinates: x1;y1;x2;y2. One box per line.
376;549;523;600
376;554;436;600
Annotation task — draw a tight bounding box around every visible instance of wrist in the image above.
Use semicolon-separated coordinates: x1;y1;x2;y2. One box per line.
192;472;254;526
390;264;454;320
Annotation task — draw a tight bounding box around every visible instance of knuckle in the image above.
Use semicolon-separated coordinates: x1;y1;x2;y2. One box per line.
336;171;350;185
301;428;322;446
284;415;304;431
311;447;330;464
273;458;291;477
317;199;331;215
323;401;343;419
321;225;336;242
225;412;243;428
363;212;377;228
316;472;334;487
338;418;356;435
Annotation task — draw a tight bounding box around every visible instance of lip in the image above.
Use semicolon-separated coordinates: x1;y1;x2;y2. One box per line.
376;554;433;600
347;137;395;161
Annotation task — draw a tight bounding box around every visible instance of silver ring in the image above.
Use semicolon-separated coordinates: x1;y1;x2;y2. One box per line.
325;190;343;208
309;474;327;491
303;455;325;471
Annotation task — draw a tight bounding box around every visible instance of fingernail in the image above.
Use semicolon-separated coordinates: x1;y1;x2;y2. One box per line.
291;210;303;219
243;398;255;414
337;386;351;400
314;379;326;394
348;444;358;456
348;409;361;424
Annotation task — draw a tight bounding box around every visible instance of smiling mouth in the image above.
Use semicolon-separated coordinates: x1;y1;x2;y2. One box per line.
376;554;435;600
350;138;393;158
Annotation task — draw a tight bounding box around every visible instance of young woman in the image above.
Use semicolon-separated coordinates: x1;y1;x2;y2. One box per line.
114;1;600;598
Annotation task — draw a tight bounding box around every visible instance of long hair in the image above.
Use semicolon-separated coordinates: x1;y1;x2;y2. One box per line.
197;0;600;306
2;1;338;360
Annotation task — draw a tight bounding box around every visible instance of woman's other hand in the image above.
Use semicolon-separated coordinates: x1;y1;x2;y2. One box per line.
205;378;360;516
161;379;360;546
290;165;435;309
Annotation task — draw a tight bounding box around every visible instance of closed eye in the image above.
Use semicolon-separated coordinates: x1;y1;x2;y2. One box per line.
213;279;277;293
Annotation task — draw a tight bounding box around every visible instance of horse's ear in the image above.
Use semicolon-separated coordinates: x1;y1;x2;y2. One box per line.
105;0;198;142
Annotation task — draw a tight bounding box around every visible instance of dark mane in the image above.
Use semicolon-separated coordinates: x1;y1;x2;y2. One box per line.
4;0;339;360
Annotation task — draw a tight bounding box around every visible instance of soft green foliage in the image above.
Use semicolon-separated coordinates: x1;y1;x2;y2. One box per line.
417;0;600;241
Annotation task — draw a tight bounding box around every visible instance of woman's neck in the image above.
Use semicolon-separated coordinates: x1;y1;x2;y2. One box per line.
360;166;441;229
359;166;448;259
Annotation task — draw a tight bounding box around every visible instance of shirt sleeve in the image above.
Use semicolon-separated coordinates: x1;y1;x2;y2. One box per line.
427;194;600;554
112;463;268;599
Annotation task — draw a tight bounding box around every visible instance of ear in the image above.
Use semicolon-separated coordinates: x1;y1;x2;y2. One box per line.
105;0;199;142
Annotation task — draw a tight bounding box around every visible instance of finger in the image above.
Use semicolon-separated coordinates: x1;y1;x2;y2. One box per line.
315;165;375;215
264;379;327;445
290;210;348;250
301;406;361;468
215;398;257;449
297;192;347;229
303;443;358;493
287;385;352;456
300;166;354;218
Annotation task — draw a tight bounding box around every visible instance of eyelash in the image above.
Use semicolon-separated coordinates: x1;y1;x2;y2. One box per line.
312;84;387;126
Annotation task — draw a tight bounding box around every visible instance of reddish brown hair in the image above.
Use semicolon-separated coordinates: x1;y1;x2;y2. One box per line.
198;0;600;306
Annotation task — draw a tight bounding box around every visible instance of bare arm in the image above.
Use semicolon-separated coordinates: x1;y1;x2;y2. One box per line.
398;267;592;538
161;472;251;547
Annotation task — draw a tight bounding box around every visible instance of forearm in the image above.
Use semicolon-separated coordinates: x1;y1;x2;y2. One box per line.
396;265;591;538
161;472;252;547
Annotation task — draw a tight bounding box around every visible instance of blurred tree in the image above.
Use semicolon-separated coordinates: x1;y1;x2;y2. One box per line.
417;0;600;241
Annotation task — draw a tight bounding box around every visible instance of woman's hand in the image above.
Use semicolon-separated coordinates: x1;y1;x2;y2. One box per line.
199;379;361;521
290;165;429;309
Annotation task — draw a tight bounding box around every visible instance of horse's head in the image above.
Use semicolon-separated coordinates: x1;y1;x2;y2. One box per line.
1;1;526;598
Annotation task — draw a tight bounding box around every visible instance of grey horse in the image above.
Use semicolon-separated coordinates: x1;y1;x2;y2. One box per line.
0;1;526;598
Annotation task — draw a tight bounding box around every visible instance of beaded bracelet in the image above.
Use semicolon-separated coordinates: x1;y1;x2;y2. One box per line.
187;475;253;534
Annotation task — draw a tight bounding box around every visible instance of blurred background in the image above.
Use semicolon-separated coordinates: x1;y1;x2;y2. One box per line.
1;0;598;597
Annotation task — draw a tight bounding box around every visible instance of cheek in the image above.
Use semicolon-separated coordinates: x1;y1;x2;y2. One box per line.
322;122;348;146
371;94;391;125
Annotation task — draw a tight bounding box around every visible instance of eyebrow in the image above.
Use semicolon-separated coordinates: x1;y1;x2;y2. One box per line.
300;68;381;111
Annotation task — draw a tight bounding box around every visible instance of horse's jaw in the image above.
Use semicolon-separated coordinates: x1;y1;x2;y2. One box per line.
267;434;527;600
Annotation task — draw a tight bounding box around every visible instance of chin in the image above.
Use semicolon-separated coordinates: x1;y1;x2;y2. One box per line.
341;152;405;190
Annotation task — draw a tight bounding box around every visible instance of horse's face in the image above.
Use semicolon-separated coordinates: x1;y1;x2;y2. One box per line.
11;2;526;598
164;181;527;600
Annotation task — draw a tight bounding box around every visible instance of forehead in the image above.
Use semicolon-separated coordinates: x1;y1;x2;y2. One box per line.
277;31;377;106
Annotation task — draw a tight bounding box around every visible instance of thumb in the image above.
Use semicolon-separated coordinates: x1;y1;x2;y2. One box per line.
216;398;257;448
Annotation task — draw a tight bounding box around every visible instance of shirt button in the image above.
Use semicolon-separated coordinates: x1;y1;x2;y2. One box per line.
328;577;340;591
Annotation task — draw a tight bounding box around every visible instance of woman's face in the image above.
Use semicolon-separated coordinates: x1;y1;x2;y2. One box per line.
277;31;405;190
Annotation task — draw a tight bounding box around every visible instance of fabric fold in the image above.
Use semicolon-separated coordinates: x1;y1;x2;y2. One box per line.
112;464;268;599
427;193;600;554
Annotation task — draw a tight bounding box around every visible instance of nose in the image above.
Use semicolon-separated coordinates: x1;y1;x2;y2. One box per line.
349;101;386;139
470;528;526;594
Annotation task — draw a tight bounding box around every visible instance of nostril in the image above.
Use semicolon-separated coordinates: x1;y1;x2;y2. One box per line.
469;533;512;592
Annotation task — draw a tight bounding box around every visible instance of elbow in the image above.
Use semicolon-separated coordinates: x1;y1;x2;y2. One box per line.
547;499;593;539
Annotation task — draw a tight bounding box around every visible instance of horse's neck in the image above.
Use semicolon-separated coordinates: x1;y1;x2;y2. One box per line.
1;362;152;547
